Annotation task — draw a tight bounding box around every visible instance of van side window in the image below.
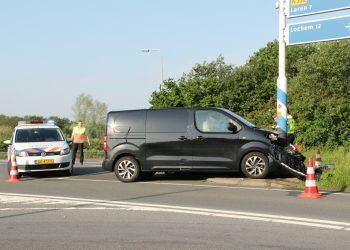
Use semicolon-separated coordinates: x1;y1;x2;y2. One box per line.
195;110;238;133
147;110;188;133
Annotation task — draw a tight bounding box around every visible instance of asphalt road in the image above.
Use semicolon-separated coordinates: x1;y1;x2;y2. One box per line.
0;161;349;250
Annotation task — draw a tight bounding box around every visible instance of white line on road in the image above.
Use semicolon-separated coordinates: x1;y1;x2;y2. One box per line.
1;192;349;231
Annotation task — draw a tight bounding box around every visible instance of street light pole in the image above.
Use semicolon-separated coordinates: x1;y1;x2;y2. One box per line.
276;0;288;140
141;49;164;90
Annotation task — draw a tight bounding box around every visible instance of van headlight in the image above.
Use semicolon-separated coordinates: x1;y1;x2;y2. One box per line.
60;147;70;155
15;150;28;157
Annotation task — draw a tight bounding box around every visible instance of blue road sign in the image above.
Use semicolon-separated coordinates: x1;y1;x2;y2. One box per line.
288;15;350;45
288;0;350;18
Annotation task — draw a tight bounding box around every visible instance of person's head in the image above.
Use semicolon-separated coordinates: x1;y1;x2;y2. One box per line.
77;120;82;127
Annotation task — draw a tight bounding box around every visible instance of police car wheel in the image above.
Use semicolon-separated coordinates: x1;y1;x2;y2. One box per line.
62;166;73;176
114;156;140;182
241;152;269;179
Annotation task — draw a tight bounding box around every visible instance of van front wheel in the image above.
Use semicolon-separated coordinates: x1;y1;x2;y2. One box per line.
114;156;140;182
241;152;269;179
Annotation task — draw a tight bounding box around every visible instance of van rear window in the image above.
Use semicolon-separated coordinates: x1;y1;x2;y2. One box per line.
107;111;146;135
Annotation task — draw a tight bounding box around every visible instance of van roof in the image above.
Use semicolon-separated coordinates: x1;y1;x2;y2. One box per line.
107;107;221;115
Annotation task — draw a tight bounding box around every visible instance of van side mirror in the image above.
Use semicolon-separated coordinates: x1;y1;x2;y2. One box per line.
227;123;238;133
66;138;72;143
3;140;11;145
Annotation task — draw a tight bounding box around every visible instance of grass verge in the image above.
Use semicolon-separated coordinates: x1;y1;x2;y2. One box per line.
300;147;350;192
85;149;104;159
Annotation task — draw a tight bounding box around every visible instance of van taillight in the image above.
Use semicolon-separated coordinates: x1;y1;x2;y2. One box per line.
103;135;107;153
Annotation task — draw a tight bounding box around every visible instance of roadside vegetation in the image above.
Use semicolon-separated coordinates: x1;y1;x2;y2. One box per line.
0;40;349;191
301;148;350;192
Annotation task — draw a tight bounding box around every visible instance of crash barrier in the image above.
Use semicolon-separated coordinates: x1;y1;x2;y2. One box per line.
299;157;322;199
7;153;20;183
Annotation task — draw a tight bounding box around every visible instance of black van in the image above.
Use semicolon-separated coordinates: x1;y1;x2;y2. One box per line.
102;107;306;182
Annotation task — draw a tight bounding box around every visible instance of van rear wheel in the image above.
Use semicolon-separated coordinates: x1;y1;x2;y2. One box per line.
114;156;140;182
241;152;269;179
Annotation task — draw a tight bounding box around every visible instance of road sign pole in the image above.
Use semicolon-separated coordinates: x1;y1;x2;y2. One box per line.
277;0;288;139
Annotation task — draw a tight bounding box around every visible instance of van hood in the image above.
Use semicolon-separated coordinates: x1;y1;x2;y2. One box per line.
14;141;67;153
256;128;279;136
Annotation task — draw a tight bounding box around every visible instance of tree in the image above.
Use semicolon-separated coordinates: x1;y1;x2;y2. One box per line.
49;116;72;137
150;55;235;109
72;93;108;138
289;41;350;148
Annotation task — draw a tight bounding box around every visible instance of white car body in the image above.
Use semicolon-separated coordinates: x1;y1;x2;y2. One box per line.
5;122;73;175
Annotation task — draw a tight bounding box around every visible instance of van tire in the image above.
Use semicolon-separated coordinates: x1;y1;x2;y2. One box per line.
114;156;140;182
241;152;269;179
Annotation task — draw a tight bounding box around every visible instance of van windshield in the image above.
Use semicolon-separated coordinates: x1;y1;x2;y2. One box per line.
15;128;65;143
221;109;257;128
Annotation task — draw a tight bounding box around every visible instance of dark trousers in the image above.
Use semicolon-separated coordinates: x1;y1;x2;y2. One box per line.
72;143;84;164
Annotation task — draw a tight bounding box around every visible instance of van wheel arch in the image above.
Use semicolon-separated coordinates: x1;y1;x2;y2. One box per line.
112;153;140;171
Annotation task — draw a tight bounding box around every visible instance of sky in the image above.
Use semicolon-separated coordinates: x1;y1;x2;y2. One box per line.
0;0;287;119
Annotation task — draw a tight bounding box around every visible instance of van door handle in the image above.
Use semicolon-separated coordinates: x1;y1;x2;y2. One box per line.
196;136;204;140
178;136;188;141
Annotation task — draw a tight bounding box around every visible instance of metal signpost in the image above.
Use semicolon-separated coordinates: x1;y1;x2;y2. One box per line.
288;15;350;45
276;0;350;139
288;0;350;18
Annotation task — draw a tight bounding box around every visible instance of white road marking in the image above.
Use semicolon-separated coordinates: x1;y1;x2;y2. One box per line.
0;192;349;231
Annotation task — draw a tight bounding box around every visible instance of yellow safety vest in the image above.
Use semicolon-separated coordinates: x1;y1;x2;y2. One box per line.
72;126;86;144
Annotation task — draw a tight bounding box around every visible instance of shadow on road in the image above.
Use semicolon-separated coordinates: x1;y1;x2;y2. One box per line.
18;166;107;180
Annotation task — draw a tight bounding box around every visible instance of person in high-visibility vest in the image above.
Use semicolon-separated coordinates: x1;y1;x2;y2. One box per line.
287;112;296;145
71;120;90;165
272;111;296;144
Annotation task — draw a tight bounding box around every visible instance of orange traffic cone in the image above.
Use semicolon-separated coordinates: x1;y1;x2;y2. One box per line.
7;153;20;182
299;157;322;199
315;149;323;169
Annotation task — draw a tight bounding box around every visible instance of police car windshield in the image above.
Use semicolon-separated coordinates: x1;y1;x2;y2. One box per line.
221;109;257;128
15;128;64;143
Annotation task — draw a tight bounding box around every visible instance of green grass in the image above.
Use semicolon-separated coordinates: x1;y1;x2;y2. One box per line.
0;151;6;160
84;149;104;159
300;148;350;192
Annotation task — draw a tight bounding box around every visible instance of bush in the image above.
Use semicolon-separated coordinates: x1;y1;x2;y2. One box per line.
0;125;12;152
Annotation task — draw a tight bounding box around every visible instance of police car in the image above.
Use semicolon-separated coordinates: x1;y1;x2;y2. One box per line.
3;120;73;176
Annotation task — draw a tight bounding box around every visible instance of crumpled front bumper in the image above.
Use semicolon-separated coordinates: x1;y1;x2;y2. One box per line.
270;144;308;179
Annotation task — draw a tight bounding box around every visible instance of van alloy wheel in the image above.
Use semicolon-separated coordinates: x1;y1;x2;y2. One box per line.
115;156;140;182
241;152;269;179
